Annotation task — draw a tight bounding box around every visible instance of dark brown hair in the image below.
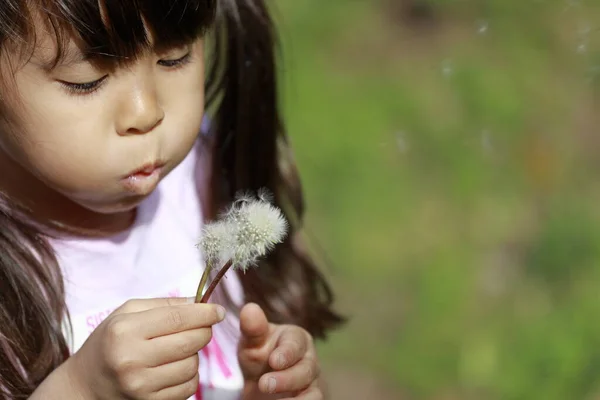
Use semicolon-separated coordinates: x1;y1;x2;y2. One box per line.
0;0;344;398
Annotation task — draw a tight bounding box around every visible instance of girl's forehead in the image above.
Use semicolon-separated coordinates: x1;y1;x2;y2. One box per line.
5;20;82;71
1;7;86;69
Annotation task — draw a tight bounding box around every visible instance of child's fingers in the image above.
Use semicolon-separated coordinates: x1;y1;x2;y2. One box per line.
259;357;321;395
269;327;310;370
150;370;200;400
144;354;200;393
280;384;323;400
114;297;196;314
239;302;270;348
133;303;225;338
145;327;213;366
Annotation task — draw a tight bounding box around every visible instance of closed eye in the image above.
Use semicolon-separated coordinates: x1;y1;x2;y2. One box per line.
157;52;192;68
59;75;108;95
57;50;193;96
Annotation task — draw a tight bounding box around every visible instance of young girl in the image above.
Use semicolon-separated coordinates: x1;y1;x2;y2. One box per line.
0;0;343;399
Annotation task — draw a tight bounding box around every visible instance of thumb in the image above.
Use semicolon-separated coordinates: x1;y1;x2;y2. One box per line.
239;303;270;349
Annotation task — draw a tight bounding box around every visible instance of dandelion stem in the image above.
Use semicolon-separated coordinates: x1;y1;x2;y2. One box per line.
200;260;233;303
194;262;213;303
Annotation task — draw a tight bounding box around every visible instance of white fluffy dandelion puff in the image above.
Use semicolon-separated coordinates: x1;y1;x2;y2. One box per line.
195;191;289;303
197;221;232;265
225;196;288;271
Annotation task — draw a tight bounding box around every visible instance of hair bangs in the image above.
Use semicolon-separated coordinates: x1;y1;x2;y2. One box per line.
20;0;216;68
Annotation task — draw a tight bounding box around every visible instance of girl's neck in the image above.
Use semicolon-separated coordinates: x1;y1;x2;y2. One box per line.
0;154;135;238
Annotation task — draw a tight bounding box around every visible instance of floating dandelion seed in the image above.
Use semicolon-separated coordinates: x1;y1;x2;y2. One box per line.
577;23;591;36
442;58;454;78
195;192;288;303
476;20;489;35
395;131;410;154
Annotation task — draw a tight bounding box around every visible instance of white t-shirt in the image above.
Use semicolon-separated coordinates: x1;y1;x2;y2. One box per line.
52;138;244;400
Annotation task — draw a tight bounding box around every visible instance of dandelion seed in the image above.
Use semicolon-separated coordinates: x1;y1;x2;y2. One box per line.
395;131;409;154
442;58;454;78
476;20;489;35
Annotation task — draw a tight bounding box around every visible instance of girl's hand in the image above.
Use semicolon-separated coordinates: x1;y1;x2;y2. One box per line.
238;303;323;400
68;297;225;400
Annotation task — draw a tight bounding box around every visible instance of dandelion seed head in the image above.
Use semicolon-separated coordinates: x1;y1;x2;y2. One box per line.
225;196;288;271
197;221;231;264
196;191;288;272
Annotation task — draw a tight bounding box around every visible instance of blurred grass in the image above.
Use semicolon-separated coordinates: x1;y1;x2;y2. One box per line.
270;0;600;399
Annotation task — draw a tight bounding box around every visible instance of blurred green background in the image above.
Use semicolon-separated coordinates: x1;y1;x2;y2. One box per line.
269;1;600;399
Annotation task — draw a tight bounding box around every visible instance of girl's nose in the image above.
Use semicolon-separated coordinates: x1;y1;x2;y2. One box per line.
115;80;164;136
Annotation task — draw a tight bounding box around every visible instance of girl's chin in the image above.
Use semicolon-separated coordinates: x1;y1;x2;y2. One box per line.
73;193;148;215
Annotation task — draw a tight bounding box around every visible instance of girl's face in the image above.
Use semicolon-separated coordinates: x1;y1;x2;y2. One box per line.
0;18;206;223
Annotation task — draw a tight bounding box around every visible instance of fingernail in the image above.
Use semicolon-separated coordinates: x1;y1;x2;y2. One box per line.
216;306;226;321
277;353;286;369
267;377;277;393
